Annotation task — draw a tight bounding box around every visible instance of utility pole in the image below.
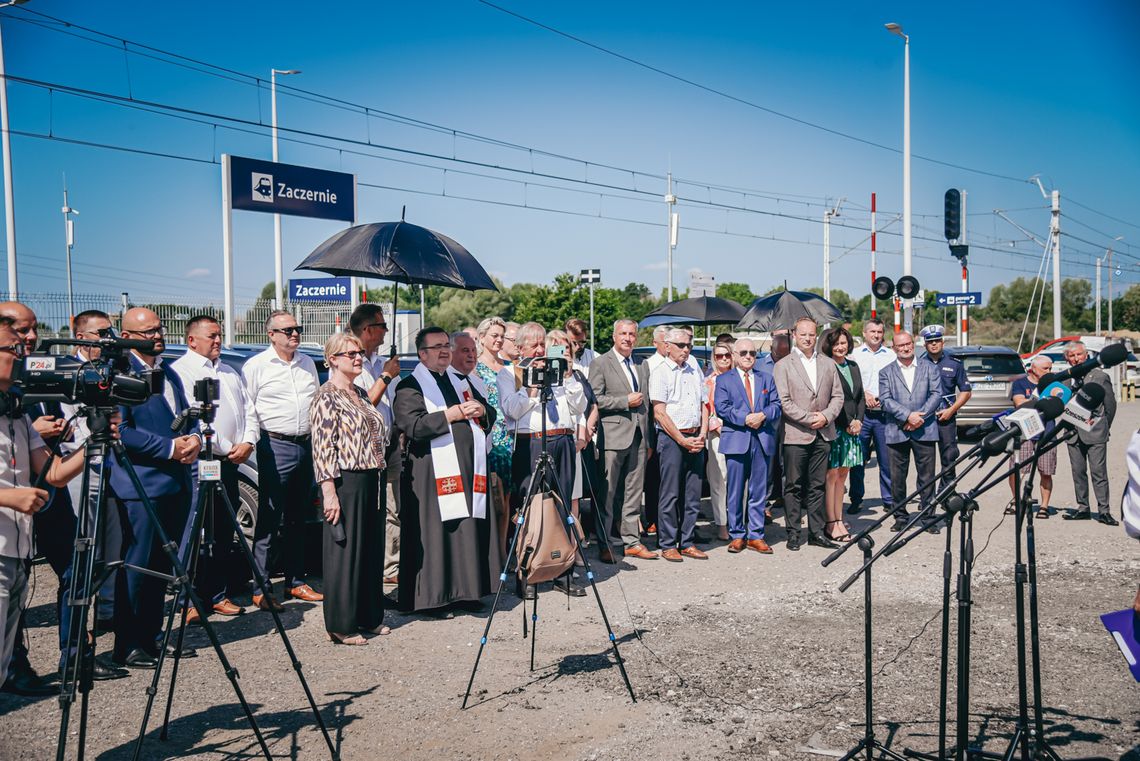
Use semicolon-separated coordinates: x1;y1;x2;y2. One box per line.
1049;189;1061;339
1095;256;1102;336
579;269;601;350
61;180;79;328
665;173;677;301
1108;236;1123;334
823;198;844;324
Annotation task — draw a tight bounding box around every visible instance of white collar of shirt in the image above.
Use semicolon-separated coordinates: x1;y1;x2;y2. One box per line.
897;358;917;391
736;367;752;382
857;343;891;355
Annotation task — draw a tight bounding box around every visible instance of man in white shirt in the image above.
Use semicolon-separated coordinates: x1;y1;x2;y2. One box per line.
242;310;324;611
849;318;897;516
648;328;710;562
170;315;259;618
642;324;670;536
498;322;587;595
0;317;91;688
348;303;402;586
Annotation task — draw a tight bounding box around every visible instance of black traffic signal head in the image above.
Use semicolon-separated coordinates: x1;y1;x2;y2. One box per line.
896;275;921;300
872;276;895;300
944;188;962;241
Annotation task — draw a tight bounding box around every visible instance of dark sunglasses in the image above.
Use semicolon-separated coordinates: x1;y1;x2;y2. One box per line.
714;352;731;359
737;350;757;357
366;322;388;330
333;350;365;359
271;326;305;336
668;341;692;349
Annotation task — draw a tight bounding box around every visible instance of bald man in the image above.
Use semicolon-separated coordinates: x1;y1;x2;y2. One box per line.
108;308;201;668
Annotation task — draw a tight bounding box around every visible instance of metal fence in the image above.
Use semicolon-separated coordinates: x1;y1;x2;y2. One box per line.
1;292;357;347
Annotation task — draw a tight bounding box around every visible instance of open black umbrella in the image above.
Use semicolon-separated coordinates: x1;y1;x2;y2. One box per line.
295;221;497;291
295;220;497;350
736;290;843;332
638;296;746;328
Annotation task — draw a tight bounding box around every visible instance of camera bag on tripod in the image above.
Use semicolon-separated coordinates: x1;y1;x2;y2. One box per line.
515;491;577;584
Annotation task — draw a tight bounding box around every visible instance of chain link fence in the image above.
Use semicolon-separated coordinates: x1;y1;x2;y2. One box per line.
1;292;356;347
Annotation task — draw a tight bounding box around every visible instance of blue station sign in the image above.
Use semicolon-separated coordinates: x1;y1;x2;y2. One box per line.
289;277;352;302
229;155;355;222
935;291;983;307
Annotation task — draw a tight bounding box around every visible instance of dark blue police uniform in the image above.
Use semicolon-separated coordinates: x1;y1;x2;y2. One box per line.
920;335;971;490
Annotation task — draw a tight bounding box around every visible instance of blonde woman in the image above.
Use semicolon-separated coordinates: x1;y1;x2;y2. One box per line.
310;333;389;644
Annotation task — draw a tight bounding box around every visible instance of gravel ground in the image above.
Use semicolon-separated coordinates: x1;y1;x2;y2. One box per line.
3;406;1139;761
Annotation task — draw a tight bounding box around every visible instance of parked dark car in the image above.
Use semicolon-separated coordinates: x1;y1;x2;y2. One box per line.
944;345;1026;432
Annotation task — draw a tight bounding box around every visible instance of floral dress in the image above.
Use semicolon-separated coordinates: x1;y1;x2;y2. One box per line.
475;360;514;490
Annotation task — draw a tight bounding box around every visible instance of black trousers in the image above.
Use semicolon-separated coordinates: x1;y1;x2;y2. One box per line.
936;418;960;491
252;435;313;588
888;439;937;519
656;434;705;550
782;436;830;541
323;470;383;634
513;433;575;516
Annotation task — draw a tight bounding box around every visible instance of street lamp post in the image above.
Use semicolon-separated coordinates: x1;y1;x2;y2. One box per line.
1108;235;1123;335
271;67;301;309
886;22;911;332
61;182;78;327
0;0;29;298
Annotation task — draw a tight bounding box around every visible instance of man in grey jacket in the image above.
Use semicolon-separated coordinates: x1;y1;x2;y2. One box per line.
878;331;942;532
1062;341;1119;525
589;319;656;561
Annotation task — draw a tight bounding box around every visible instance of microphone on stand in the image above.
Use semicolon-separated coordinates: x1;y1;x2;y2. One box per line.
1036;342;1127;391
980;397;1063;456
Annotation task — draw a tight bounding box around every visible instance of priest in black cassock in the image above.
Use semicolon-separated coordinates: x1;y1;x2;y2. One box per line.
395;327;501;615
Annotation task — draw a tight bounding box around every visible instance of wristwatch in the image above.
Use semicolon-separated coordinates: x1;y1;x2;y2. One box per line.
380;373;393;384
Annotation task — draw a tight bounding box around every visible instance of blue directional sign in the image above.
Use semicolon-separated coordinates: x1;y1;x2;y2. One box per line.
935;291;983;307
229;155;355;222
289;277;352;302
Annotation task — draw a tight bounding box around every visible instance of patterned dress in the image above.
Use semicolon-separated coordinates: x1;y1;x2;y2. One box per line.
829;361;865;468
475;360;514;491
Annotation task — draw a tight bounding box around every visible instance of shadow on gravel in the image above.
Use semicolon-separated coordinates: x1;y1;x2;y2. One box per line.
93;697;352;761
462;646;633;710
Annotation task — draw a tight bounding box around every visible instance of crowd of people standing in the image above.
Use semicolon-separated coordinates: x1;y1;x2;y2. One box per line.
0;299;1124;696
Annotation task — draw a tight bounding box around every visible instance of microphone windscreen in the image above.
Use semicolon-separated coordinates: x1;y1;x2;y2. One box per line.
1036;396;1064;421
1076;381;1105;408
1098;342;1128;368
1035;372;1058;392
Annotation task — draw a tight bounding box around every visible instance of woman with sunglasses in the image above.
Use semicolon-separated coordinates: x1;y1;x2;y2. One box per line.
310;333;389;645
820;326;865;543
703;342;734;541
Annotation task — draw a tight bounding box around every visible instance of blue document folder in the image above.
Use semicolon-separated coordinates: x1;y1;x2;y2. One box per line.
1100;608;1140;682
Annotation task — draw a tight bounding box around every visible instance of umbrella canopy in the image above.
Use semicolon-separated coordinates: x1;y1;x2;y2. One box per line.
295;221;497;292
638;296;746;328
736;290;843;332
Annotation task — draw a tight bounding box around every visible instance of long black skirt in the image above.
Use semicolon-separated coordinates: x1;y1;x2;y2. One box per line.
322;469;384;634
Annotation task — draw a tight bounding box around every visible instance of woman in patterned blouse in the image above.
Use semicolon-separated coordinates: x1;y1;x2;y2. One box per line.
475;316;513;557
310;333;389;645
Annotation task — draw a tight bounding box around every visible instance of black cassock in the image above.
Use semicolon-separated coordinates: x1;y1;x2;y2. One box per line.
394;370;501;612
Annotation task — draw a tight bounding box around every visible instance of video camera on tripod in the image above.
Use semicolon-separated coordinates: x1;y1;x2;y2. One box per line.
17;332;163;407
170;377;220;433
517;348;570;389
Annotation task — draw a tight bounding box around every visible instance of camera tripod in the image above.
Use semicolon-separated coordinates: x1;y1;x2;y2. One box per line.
462;378;635;708
128;403;337;760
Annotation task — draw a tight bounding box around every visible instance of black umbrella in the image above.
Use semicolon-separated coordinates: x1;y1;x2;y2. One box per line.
736;290;843;332
638;296;746;328
295;220;497;352
295;221;497;291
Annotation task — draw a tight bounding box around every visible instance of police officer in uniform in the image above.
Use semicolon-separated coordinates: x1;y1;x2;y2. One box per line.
919;325;972;490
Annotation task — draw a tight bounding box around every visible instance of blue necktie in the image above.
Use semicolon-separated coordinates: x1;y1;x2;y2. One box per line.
624;357;639;392
546;396;560;424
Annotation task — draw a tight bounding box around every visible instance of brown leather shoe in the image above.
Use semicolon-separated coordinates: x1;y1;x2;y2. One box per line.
644;523;657;536
661;548;684;562
253;593;284;612
746;539;773;554
212;599;244;616
598;546;617;564
185;606;203;625
680;546;708;560
382;576;398;586
727;538;746;553
287;584;324;602
624;544;659;560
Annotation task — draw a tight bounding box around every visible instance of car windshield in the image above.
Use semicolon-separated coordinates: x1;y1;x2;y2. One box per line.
959;354;1024;376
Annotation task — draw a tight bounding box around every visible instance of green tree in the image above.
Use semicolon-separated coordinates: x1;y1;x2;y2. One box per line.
716;281;755;308
430;279;514;332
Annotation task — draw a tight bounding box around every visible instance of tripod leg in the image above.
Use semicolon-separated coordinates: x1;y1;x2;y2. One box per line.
159;489;206;741
938;517;954;760
107;445;273;761
463;471;545;709
214;481;340;760
530;592;538;672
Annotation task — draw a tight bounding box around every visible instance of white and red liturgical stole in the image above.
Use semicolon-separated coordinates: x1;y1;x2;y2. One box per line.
412;362;487;522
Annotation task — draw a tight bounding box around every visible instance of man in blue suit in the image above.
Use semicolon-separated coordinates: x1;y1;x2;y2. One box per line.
715;338;782;554
110;307;201;668
877;331;942;532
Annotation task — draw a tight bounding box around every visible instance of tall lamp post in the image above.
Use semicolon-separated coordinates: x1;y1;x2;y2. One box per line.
0;0;29;298
885;22;911;332
1108;235;1123;335
271;67;301;309
61;181;78;326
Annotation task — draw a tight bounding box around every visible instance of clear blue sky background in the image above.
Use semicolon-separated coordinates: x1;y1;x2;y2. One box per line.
3;0;1138;307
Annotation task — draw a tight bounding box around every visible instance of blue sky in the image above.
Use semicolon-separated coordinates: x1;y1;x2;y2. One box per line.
3;0;1138;308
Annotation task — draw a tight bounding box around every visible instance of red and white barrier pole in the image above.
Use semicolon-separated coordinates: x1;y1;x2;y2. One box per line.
870;192;877;319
